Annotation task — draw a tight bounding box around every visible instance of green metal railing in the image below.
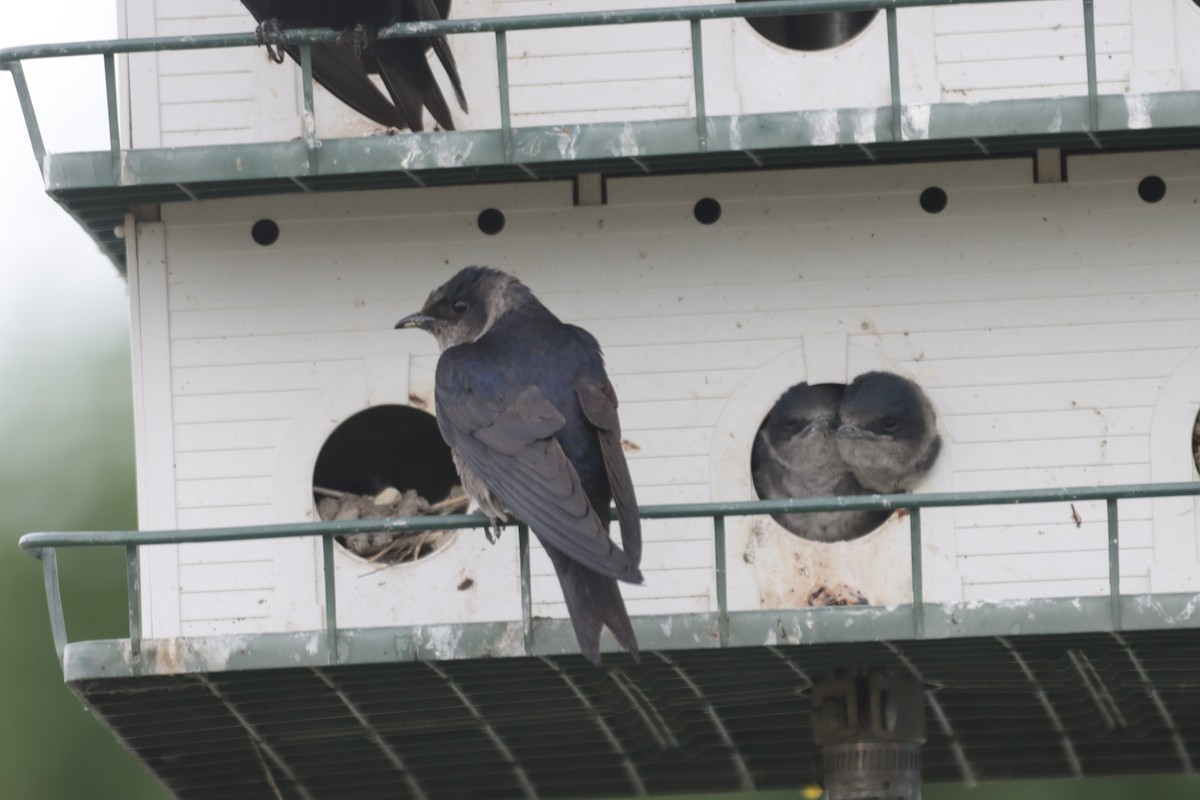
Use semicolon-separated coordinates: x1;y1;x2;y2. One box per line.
19;482;1200;670
0;0;1099;172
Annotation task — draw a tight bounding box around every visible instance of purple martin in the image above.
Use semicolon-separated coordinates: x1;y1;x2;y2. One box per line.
751;383;891;542
836;371;941;494
396;267;642;664
240;1;467;131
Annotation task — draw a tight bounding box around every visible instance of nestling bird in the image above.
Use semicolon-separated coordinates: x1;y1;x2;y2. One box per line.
836;371;941;494
240;0;467;131
751;383;891;542
396;267;643;664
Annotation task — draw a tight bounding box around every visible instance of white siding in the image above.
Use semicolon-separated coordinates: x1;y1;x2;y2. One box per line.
135;151;1200;636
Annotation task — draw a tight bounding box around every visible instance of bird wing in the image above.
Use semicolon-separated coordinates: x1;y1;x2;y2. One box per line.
412;0;469;112
575;376;642;569
437;379;640;582
291;42;408;128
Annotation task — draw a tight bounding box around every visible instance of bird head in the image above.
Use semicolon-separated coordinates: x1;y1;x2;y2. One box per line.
395;266;526;350
765;383;844;444
836;371;940;492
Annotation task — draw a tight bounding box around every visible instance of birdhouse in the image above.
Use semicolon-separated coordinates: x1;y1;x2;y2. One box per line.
11;1;1200;797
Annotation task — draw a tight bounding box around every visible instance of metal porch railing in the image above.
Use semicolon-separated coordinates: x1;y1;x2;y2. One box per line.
0;0;1106;170
19;482;1200;672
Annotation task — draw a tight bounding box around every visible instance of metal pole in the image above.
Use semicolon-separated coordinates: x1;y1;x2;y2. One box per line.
322;535;338;664
887;8;903;142
1107;497;1121;629
519;523;533;654
715;515;728;646
496;31;513;163
1082;0;1099;133
300;43;318;158
910;507;924;638
126;545;142;659
690;19;708;152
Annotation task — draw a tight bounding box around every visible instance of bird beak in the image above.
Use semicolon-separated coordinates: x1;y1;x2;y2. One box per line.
395;313;433;330
836;423;869;440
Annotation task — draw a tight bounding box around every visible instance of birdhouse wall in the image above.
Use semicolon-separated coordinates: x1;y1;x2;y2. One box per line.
127;150;1200;641
117;0;1188;147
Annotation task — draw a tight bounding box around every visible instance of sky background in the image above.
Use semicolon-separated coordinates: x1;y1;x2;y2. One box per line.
1;2;1199;798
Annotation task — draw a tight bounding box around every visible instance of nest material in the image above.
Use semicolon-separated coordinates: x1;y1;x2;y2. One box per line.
316;485;467;564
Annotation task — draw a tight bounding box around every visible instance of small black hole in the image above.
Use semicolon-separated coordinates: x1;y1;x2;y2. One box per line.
251;219;280;246
919;187;948;214
1138;175;1166;204
477;208;506;235
694;197;722;225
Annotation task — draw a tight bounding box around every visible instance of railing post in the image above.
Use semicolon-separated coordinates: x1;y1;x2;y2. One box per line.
322;534;338;664
496;31;513;163
910;507;925;638
41;549;68;668
7;61;46;167
690;19;708;152
299;43;318;160
126;545;142;659
886;7;903;142
1082;0;1099;134
104;53;121;184
715;515;728;646
519;523;533;655
1107;497;1121;630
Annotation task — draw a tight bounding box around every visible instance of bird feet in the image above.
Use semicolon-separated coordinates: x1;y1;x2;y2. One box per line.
484;521;504;545
337;24;375;59
254;19;287;64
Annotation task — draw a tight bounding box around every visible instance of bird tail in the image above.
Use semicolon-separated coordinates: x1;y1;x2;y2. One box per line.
547;547;640;666
373;57;456;131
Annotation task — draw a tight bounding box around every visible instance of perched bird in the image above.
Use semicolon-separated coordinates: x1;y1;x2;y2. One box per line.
836;371;941;494
396;267;642;664
240;1;467;131
751;383;891;542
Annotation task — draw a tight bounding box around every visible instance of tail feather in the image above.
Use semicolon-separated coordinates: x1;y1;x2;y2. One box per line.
546;546;639;665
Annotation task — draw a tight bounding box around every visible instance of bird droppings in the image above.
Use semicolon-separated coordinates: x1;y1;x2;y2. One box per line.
457;577;475;591
315;485;465;563
407;392;428;409
621;438;641;452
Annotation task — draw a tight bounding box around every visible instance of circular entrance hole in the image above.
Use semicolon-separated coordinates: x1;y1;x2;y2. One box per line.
751;373;940;542
477;208;506;236
313;405;462;563
1193;409;1200;478
736;0;878;51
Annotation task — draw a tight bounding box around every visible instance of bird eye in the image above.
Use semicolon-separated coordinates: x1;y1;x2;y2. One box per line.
452;300;469;314
881;417;900;433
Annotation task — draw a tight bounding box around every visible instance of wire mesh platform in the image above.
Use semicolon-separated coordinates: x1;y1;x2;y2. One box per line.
70;630;1200;800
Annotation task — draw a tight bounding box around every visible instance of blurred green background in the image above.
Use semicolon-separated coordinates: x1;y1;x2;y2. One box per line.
1;4;1198;799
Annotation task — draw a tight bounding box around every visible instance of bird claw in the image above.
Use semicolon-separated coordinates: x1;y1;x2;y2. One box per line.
484;521;505;545
337;24;374;59
255;20;287;64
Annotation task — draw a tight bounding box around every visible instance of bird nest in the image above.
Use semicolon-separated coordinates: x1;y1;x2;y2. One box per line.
315;485;467;564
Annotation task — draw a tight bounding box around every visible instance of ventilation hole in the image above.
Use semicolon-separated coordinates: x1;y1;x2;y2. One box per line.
694;197;722;225
251;219;280;246
477;208;506;235
313;405;462;564
751;373;939;544
919;187;948;214
1138;175;1167;204
736;1;878;52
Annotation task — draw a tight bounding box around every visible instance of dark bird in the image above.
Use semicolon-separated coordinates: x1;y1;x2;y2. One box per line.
836;371;941;494
751;383;891;542
240;1;468;131
396;267;642;664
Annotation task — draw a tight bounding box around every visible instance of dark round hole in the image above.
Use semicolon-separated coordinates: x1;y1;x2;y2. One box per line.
1138;175;1166;204
736;1;878;51
477;208;506;235
919;187;948;214
251;219;280;246
1192;408;1199;478
694;197;722;225
313;405;462;563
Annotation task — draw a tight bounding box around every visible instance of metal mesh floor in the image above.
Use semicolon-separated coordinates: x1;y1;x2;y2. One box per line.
72;629;1200;800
